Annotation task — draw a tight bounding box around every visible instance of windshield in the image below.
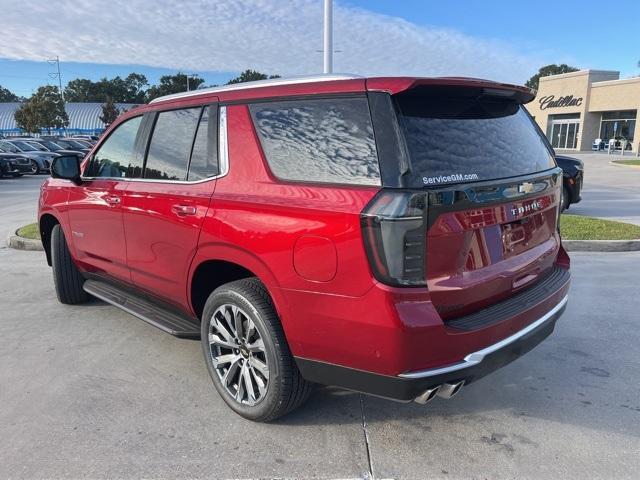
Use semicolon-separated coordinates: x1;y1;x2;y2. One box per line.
26;141;48;151
59;139;86;149
395;89;555;186
10;140;38;152
74;140;93;148
39;140;63;151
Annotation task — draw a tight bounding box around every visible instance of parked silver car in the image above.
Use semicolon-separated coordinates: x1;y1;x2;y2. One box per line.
0;140;58;174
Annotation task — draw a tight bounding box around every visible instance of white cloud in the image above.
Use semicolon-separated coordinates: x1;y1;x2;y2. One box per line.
0;0;544;83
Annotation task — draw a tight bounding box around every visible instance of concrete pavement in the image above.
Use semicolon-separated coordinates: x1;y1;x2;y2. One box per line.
1;246;639;479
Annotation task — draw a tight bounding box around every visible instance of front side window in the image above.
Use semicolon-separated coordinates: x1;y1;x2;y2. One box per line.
144;108;201;181
250;97;380;186
85;116;143;178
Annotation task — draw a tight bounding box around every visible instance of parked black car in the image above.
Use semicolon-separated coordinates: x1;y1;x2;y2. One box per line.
0;154;33;177
49;138;92;154
555;155;583;211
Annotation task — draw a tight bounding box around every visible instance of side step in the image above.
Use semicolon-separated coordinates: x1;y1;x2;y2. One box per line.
83;279;200;339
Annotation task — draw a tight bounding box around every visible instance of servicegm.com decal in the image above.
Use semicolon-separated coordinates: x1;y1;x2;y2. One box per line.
422;173;479;185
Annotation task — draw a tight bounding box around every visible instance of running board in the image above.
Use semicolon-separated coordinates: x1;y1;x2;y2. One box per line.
83;279;200;339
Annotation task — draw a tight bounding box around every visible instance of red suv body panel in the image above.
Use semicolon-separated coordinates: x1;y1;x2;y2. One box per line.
40;76;569;402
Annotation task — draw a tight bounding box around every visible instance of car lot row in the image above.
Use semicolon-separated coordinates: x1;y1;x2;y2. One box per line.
0;135;97;178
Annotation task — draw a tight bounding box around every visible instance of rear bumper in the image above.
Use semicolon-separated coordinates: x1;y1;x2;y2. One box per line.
295;295;567;402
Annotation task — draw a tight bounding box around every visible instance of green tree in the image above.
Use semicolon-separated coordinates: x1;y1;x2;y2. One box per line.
226;69;280;84
145;73;205;102
0;85;21;102
14;86;69;134
99;97;120;126
526;64;579;91
64;73;148;103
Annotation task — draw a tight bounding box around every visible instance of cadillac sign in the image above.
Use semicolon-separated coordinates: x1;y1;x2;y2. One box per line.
538;95;583;110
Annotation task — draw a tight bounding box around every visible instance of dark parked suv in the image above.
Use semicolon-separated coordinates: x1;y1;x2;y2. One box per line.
39;75;570;422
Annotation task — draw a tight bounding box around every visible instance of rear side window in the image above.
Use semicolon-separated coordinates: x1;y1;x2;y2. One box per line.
396;91;555;186
188;106;219;181
144;108;201;181
250;97;380;186
86;116;142;178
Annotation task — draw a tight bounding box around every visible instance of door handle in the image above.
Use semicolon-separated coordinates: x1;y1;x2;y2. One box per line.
106;195;121;205
171;204;197;216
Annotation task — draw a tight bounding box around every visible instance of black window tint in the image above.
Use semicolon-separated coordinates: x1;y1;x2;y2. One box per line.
144;108;200;181
250;97;380;185
188;106;218;181
396;92;555;186
86;116;142;178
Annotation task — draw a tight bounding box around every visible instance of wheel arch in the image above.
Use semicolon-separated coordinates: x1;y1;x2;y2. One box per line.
39;213;60;266
188;245;286;324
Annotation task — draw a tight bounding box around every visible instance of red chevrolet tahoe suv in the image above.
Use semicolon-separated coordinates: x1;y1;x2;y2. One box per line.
39;75;570;422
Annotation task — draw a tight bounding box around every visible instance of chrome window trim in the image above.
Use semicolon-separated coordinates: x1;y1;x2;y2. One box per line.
398;295;569;379
80;106;229;185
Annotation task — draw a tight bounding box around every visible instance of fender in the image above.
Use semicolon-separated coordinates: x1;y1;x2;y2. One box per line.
187;242;295;345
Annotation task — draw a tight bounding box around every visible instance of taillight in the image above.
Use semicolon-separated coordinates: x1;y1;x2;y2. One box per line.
361;190;428;287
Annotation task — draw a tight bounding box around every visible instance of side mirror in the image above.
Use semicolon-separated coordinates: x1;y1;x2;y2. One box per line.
51;155;82;185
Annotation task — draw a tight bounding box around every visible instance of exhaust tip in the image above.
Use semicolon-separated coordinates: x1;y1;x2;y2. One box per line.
414;385;440;404
436;380;465;399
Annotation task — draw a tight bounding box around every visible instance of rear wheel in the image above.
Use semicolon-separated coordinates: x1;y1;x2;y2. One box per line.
201;278;312;422
51;224;89;305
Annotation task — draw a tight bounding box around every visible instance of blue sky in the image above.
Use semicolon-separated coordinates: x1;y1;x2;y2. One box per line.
1;0;638;98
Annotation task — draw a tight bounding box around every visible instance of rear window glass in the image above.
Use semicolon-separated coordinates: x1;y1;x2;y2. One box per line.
396;93;555;186
250;97;380;186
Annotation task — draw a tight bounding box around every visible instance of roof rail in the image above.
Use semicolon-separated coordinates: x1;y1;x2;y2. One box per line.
149;74;362;104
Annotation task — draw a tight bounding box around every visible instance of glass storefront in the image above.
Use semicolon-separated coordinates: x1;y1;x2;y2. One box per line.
547;113;580;149
599;110;636;148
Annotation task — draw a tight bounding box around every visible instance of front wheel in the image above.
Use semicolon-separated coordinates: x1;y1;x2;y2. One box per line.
201;278;313;422
29;160;39;175
51;224;89;305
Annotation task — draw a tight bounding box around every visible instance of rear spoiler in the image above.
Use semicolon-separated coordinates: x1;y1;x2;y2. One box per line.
366;77;536;104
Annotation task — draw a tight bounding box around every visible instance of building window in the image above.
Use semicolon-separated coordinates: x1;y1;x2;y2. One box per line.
599;110;636;148
547;113;580;149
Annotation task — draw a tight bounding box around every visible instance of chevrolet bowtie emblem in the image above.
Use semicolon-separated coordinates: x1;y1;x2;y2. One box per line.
518;182;535;194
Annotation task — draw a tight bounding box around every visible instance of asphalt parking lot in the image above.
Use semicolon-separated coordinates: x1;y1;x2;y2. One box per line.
561;151;640;225
1;158;639;479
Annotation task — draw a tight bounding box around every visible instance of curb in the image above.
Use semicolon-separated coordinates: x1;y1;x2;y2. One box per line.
609;161;640;169
563;239;640;252
6;231;44;251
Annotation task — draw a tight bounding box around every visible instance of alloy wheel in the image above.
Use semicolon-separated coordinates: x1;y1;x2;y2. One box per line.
29;160;38;174
208;304;269;406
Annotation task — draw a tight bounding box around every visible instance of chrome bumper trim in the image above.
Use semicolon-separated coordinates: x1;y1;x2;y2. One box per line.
398;295;568;379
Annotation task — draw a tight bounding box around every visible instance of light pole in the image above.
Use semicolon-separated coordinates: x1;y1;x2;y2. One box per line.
323;0;333;74
186;73;197;92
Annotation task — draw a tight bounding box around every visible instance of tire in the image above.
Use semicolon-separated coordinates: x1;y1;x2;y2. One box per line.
561;186;570;212
201;278;313;422
51;224;89;305
29;160;39;175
